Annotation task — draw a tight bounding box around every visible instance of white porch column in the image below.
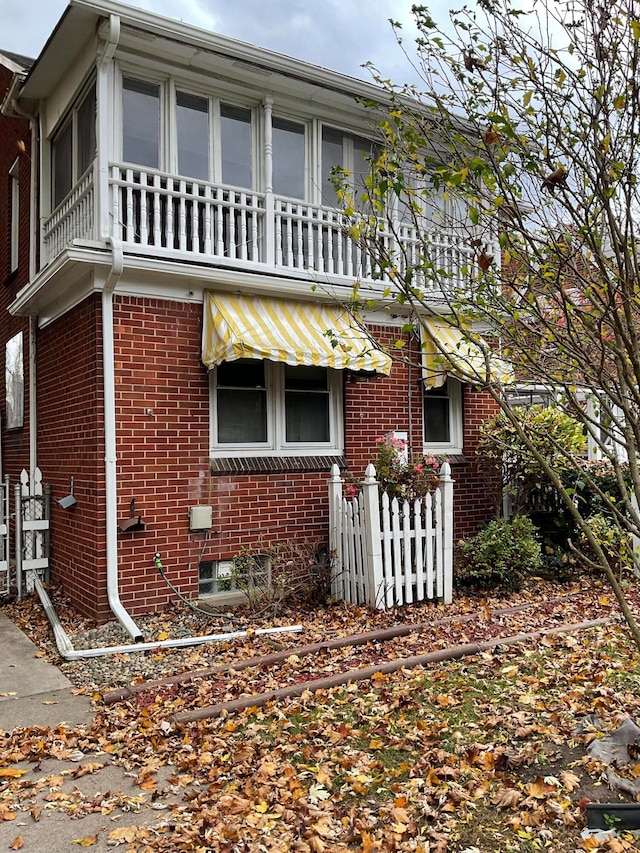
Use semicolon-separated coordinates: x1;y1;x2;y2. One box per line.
263;96;275;266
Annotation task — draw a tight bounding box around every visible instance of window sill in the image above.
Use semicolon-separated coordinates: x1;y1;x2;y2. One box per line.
210;455;346;474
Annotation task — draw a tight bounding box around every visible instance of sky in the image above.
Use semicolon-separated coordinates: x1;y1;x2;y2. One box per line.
0;0;442;86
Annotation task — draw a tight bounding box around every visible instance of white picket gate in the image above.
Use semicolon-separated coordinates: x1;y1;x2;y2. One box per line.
329;462;454;609
16;468;51;599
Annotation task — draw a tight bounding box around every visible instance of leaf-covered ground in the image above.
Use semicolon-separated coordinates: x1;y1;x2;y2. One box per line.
3;576;640;851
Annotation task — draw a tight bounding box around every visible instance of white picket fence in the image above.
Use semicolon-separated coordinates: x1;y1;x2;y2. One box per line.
328;462;454;609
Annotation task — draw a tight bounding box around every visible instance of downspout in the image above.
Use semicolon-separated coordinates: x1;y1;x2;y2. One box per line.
103;238;143;641
97;14;142;641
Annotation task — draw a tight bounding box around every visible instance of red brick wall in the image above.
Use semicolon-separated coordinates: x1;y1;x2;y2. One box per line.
35;295;500;621
37;295;107;617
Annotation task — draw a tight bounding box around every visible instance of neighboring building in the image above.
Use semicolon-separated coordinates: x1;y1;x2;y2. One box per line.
0;50;33;487
1;0;502;625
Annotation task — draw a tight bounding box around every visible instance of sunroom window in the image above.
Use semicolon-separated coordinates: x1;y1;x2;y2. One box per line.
220;104;253;188
122;77;160;168
51;81;96;209
319;126;379;211
212;358;341;454
176;91;209;180
273;117;306;199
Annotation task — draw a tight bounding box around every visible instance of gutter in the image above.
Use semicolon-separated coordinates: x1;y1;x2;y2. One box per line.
34;575;302;660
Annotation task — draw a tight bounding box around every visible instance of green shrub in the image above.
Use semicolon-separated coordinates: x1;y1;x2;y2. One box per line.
577;512;633;573
456;516;541;591
478;406;587;515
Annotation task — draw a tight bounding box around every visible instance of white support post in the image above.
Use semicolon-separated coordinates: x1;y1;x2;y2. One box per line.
439;461;454;605
361;463;385;609
328;464;343;600
263;97;275;267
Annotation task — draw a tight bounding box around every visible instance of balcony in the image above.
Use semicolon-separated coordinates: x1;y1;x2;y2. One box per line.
42;163;481;297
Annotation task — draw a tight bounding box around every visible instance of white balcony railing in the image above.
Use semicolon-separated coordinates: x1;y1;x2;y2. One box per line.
42;163;482;294
43;166;95;262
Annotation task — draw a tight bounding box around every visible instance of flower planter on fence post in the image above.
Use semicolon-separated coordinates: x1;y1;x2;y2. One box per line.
361;463;385;610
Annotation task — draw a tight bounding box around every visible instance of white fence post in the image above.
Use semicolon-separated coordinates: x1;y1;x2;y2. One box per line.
361;463;385;609
439;461;454;605
328;464;343;599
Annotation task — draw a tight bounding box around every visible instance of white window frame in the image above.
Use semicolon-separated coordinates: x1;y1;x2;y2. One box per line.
9;159;19;273
423;378;463;455
118;68;259;189
210;360;343;457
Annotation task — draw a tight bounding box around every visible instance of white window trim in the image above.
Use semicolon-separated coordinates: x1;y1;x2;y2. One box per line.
9;159;19;273
423;377;463;456
209;360;343;457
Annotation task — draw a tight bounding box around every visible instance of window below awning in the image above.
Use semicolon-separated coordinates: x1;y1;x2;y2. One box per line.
420;316;514;390
202;291;392;375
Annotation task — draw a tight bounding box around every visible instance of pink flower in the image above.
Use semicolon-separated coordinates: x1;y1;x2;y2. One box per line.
413;464;424;474
345;485;357;497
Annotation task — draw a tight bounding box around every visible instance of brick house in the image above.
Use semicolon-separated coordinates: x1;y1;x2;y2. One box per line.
1;0;502;626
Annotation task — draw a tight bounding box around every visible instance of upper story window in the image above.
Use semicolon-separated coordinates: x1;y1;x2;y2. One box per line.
123;77;160;169
9;159;19;274
176;91;209;180
220;104;252;188
52;82;96;209
211;358;342;455
121;75;255;188
273;117;306;199
320;126;379;211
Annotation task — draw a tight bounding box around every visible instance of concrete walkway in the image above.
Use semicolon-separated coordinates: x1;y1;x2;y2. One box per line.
0;610;93;731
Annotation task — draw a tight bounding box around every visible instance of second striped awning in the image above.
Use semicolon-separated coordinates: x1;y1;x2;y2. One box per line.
420;316;513;389
202;291;392;375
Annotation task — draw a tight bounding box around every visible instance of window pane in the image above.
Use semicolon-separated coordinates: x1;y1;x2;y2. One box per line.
353;136;377;210
423;387;450;443
284;365;328;391
123;78;160;168
217;359;265;388
221;104;252;188
217;390;267;443
321;127;343;207
6;332;23;429
285;392;329;442
273;117;305;199
216;360;267;444
77;83;96;176
53;122;73;207
177;91;209;180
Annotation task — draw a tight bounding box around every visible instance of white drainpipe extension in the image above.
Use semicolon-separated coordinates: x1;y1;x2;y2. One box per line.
34;575;302;660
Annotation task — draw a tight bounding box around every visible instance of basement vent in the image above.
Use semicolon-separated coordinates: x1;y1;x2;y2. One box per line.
199;555;270;597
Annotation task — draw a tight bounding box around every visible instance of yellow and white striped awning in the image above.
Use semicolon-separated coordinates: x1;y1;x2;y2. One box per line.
420;316;513;389
202;291;392;375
